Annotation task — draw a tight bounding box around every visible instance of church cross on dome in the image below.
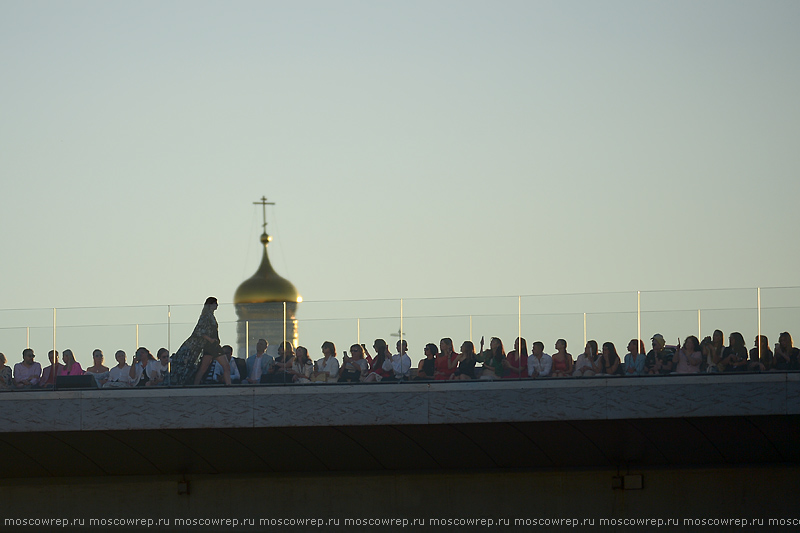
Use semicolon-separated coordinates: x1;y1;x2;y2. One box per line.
253;196;275;238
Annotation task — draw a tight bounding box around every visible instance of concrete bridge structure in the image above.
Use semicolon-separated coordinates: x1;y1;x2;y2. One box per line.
2;373;799;531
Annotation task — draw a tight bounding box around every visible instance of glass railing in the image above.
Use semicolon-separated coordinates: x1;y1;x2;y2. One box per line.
1;286;798;373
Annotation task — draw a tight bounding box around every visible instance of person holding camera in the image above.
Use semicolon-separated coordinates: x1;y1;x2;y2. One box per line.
129;347;160;387
338;344;369;383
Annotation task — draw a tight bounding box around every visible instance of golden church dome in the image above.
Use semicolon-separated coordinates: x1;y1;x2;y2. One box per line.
233;233;301;304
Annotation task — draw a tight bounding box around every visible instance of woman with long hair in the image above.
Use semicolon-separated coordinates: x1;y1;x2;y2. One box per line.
721;332;748;372
597;342;623;375
170;297;230;386
452;341;477;380
773;332;799;371
364;339;393;382
748;335;773;371
674;336;702;374
0;352;11;391
434;338;459;380
573;340;599;377
59;349;84;376
478;337;506;380
414;344;437;380
503;337;528;379
129;347;160;387
551;339;573;378
710;329;725;370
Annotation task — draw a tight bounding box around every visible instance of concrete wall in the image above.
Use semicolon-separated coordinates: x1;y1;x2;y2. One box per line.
2;466;798;532
2;372;798;432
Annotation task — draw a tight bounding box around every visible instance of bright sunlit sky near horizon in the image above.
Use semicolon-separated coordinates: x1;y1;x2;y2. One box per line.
2;1;799;323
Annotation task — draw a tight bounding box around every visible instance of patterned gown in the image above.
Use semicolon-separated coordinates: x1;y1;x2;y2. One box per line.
169;309;219;385
0;365;12;390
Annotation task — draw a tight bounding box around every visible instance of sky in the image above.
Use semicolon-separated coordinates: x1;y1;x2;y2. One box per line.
2;1;799;364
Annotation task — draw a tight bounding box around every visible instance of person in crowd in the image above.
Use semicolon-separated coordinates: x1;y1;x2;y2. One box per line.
624;339;646;376
434;337;458;380
312;341;339;382
105;350;132;388
14;348;41;389
59;349;84;377
674;336;702;374
597;342;623;375
364;339;393;382
0;352;12;391
38;350;63;388
503;337;528;379
210;345;240;384
573;340;599;377
749;335;773;372
85;349;110;388
288;346;314;384
477;337;506;380
699;336;718;373
451;341;477;380
246;339;273;384
527;341;552;378
746;340;767;372
198;358;219;384
129;347;160;387
382;340;413;381
339;344;369;382
414;343;437;380
773;332;799;371
646;334;675;375
710;329;726;370
263;342;295;383
550;339;573;377
170;297;227;386
152;348;170;386
720;332;748;372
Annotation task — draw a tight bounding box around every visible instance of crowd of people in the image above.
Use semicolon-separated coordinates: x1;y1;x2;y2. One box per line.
1;330;798;390
2;298;797;390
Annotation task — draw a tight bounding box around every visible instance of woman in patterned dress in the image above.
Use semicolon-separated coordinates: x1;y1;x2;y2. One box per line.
0;352;12;391
170;297;230;386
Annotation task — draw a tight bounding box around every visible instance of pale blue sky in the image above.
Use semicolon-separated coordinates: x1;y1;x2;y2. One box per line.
2;1;799;363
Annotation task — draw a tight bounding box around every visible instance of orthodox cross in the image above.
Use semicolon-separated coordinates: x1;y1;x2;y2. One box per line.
253;196;275;235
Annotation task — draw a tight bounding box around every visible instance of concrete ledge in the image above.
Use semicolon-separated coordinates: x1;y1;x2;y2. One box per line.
1;373;798;433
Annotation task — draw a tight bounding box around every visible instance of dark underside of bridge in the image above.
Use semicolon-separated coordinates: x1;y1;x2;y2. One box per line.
3;415;798;479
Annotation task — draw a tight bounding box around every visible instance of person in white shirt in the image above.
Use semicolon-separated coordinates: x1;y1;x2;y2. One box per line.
312;341;340;382
245;339;273;384
527;341;552;378
382;340;412;381
212;345;241;384
105;350;132;388
129;347;161;387
151;348;170;386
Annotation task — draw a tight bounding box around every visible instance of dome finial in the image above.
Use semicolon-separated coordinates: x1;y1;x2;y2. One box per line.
234;195;300;305
253;195;275;242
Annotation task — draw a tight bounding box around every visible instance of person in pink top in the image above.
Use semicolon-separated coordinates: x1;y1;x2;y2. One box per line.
14;349;42;389
39;350;64;388
503;337;529;379
59;349;84;376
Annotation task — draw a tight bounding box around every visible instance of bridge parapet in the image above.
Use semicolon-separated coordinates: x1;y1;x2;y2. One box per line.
2;372;797;433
